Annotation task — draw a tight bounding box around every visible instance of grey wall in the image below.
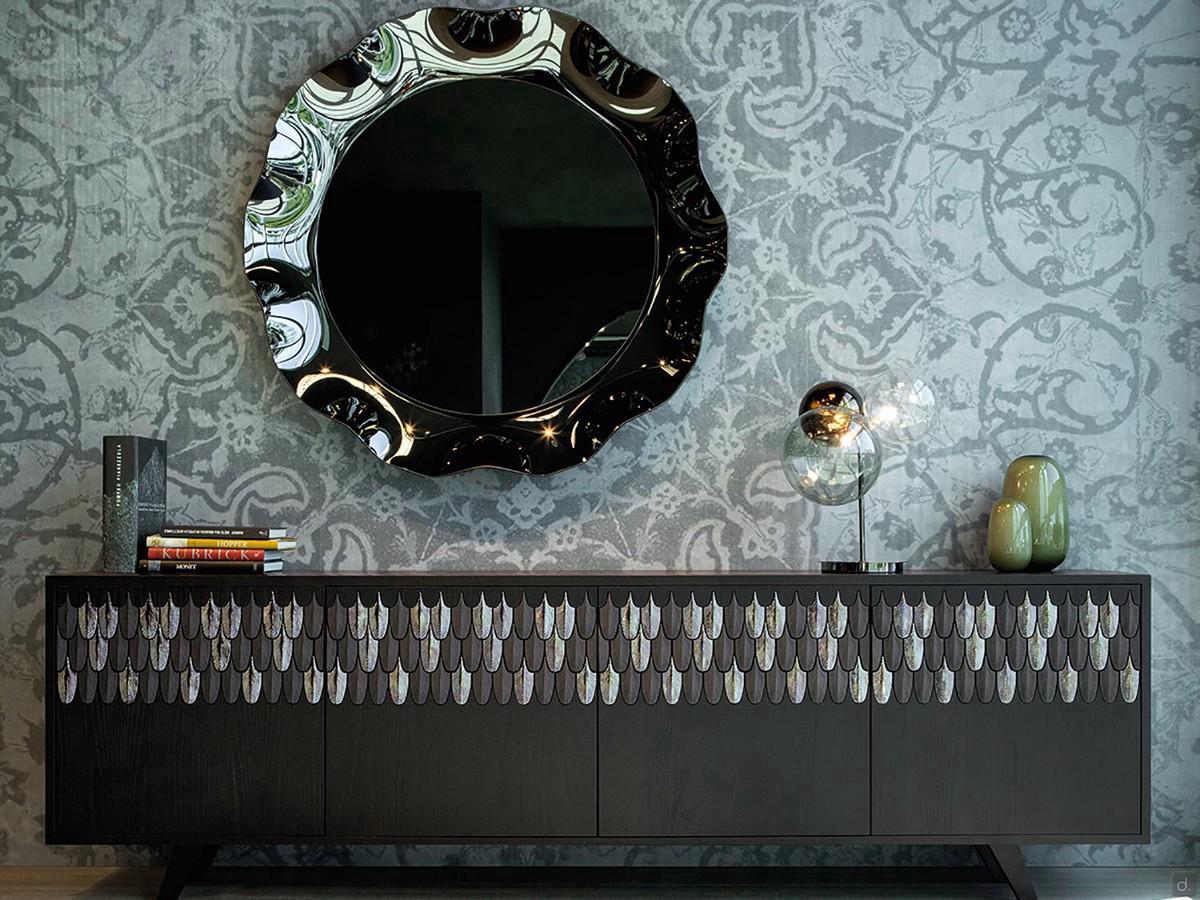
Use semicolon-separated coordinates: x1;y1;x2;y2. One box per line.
1;0;1196;869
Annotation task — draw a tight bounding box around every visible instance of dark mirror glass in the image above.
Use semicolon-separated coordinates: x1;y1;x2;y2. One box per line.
317;78;656;416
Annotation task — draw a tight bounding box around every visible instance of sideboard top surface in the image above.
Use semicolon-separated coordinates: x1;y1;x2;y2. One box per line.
46;570;1152;587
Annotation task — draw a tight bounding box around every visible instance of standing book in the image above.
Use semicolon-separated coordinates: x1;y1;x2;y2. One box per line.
101;436;167;573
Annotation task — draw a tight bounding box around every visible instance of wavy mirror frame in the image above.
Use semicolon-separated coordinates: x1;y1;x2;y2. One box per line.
243;7;726;476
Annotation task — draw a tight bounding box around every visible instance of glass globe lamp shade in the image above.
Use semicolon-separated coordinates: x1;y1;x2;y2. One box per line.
781;407;882;507
862;366;937;446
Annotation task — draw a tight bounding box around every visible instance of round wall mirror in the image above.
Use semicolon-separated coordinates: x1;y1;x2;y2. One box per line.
317;78;656;416
244;7;726;475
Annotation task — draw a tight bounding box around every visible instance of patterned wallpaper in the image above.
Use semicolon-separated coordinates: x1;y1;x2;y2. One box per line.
0;0;1196;870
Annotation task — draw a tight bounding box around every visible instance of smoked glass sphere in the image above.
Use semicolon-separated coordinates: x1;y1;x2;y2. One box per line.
781;407;882;507
798;380;863;416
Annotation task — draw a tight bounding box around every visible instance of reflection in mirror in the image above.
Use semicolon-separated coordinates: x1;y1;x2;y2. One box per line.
317;78;656;416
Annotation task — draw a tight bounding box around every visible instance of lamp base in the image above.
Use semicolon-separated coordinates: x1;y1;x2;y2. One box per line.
821;560;904;575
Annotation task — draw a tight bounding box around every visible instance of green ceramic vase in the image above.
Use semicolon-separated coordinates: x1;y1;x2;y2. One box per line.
988;498;1032;572
1002;455;1068;571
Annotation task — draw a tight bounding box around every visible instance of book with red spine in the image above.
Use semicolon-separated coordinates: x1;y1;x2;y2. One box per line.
147;546;280;562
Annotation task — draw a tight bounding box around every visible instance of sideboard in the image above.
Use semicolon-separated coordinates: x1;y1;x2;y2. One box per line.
45;571;1149;900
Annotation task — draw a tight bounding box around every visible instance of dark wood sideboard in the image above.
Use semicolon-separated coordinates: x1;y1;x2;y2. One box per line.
45;571;1149;900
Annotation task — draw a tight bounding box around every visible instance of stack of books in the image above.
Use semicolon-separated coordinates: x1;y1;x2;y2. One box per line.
137;526;296;574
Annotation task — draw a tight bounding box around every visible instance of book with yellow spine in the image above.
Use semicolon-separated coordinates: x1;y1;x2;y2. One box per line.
146;535;297;550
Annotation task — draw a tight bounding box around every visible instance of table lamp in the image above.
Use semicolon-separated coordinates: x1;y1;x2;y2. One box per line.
781;370;935;574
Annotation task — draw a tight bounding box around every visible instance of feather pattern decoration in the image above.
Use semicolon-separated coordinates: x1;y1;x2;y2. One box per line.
303;666;324;704
870;583;1141;704
201;597;220;640
52;581;1140;706
160;601;180;640
263;596;284;640
138;603;159;640
58;668;77;704
682;595;702;640
79;601;98;640
904;593;926;640
576;665;597;704
872;665;891;704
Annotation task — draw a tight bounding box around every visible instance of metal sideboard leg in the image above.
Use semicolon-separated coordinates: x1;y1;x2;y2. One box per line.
977;844;1037;900
156;844;219;900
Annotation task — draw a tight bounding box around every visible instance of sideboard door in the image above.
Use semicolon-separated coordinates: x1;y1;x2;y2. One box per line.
869;582;1146;839
596;583;871;838
48;582;325;842
323;585;598;838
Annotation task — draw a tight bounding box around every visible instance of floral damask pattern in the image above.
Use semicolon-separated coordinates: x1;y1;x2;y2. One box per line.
0;0;1196;871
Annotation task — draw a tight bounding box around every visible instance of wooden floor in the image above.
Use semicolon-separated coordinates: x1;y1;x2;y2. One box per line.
0;866;1189;899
